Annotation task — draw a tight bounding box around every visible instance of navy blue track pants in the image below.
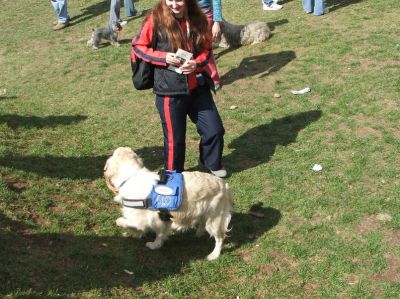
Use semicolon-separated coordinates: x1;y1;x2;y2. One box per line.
155;87;225;172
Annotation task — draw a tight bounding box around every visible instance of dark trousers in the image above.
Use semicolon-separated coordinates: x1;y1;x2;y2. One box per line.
155;87;225;172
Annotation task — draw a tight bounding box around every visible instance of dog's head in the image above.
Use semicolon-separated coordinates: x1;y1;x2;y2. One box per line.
104;147;144;195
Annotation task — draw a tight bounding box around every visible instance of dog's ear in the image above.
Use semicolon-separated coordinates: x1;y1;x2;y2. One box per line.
131;151;144;169
104;155;119;195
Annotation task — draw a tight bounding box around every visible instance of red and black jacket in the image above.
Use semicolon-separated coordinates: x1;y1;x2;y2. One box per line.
132;15;212;96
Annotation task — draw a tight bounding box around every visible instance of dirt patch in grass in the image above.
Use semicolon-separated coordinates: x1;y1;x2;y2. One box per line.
355;214;400;290
269;250;299;273
1;174;29;193
371;252;400;283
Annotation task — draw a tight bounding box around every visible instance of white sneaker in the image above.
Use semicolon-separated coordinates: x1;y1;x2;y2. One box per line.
210;168;228;178
263;3;282;10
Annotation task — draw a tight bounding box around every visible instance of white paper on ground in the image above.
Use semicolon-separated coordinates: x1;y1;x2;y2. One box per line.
312;164;323;171
291;87;311;95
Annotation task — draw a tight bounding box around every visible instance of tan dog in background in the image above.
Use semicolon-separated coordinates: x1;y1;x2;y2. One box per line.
215;20;271;48
104;147;232;260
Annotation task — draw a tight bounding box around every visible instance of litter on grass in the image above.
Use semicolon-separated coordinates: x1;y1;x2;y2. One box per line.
312;164;323;172
290;87;311;95
124;269;134;275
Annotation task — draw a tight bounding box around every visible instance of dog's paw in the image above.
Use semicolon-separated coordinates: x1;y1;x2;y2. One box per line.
206;252;220;261
146;241;162;250
116;217;128;228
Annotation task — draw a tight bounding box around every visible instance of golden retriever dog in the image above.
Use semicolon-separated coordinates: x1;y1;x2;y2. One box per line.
104;147;232;260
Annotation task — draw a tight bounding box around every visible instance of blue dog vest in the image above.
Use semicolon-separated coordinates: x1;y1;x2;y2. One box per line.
122;170;183;211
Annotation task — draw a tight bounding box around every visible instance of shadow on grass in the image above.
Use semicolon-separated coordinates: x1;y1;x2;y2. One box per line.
0;114;87;129
0;203;280;296
135;146;164;171
69;0;110;26
268;18;289;31
220;51;296;86
0;146;163;180
0;155;107;180
225;110;322;173
0;96;17;100
326;0;363;12
69;1;147;27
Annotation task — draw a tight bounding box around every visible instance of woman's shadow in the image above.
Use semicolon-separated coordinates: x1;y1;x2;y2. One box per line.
220;51;296;86
224;110;322;173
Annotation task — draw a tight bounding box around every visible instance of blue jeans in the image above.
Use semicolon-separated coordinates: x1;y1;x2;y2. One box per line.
110;0;137;25
123;0;137;17
50;0;70;23
303;0;326;16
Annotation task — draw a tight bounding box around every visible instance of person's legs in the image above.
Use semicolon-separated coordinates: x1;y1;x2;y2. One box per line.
313;0;327;16
51;0;69;23
155;95;188;172
188;88;225;172
123;0;139;17
109;0;121;27
303;0;314;13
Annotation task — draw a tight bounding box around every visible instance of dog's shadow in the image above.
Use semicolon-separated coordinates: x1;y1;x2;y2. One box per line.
220;51;296;86
0;203;280;296
227;203;281;250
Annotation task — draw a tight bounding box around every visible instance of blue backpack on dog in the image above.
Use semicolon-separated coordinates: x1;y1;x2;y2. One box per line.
122;170;183;212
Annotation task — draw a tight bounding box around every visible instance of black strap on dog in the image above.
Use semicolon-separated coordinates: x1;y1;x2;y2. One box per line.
158;209;173;222
158;169;168;185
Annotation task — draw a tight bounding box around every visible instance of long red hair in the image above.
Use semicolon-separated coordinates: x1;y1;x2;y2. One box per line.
149;0;210;53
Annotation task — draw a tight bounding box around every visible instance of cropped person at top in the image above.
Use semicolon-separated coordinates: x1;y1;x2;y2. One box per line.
131;0;227;178
197;0;222;89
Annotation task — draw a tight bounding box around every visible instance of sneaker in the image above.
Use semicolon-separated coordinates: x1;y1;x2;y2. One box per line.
53;17;70;26
214;83;222;91
210;168;228;178
263;3;282;10
53;20;69;30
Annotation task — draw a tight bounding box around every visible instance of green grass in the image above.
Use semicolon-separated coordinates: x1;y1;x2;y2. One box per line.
1;0;400;297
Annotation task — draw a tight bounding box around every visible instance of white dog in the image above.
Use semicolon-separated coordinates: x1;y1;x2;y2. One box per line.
104;147;232;260
216;20;271;48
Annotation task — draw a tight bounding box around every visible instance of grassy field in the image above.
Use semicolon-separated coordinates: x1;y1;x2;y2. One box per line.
1;0;400;297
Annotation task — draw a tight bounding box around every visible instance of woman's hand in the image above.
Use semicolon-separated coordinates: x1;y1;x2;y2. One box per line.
212;22;221;40
179;60;196;74
166;53;183;67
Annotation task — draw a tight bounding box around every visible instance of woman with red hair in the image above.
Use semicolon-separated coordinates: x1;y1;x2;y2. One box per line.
132;0;227;178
